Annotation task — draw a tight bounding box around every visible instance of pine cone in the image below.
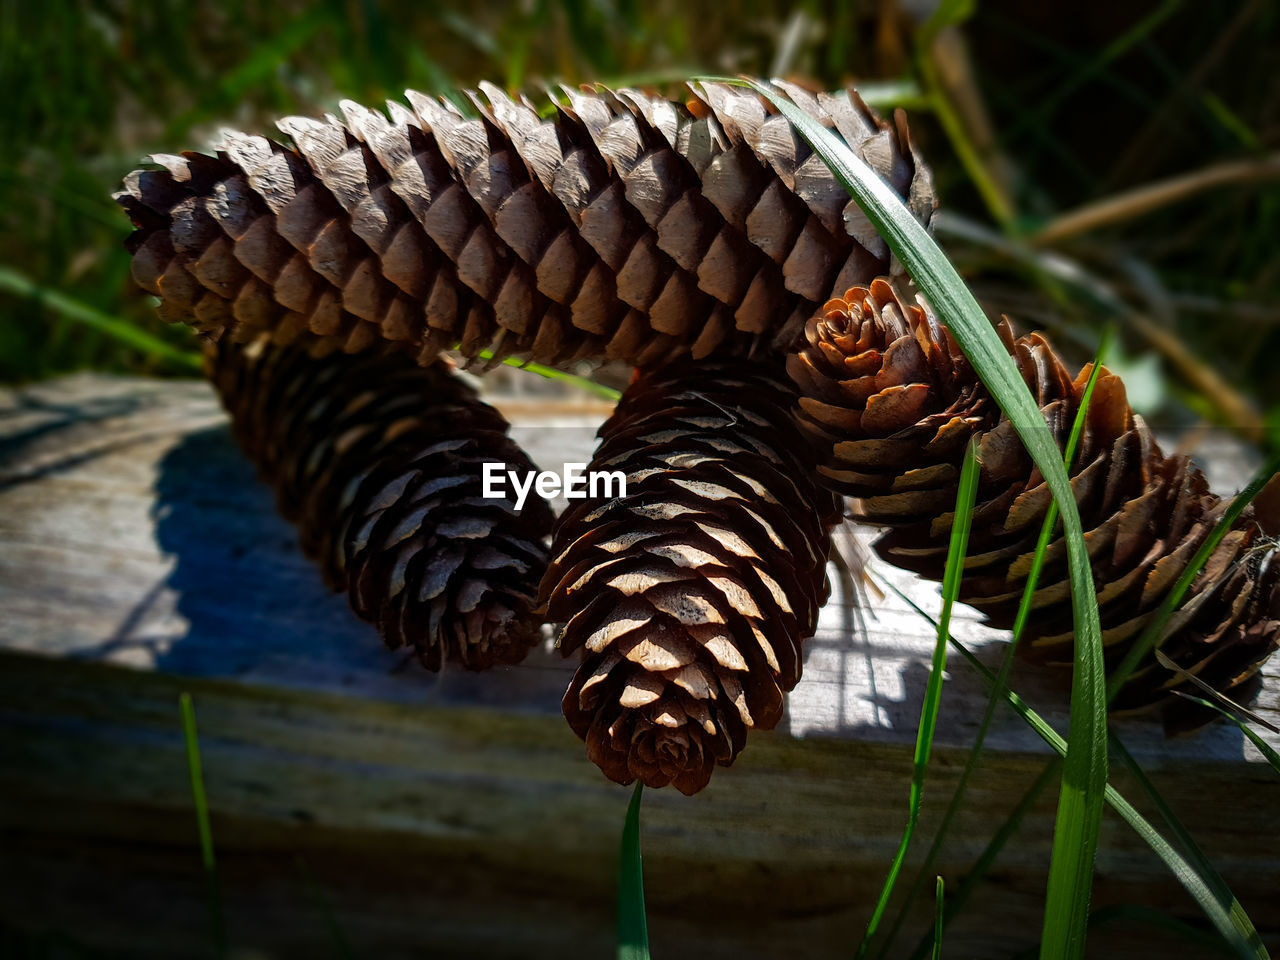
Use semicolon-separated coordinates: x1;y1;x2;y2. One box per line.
116;80;934;370
788;279;1280;726
541;357;842;793
208;337;554;670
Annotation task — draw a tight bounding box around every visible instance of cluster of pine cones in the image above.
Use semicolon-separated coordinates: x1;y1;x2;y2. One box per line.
118;80;1279;794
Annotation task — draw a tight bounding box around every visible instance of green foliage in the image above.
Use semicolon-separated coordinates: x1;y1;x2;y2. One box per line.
894;588;1268;960
856;438;980;957
738;77;1108;960
0;0;909;381
179;692;226;959
877;332;1113;960
4;1;1276;416
618;783;650;960
1107;451;1280;700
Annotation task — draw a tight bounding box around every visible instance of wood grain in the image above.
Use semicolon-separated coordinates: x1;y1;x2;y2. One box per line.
0;374;1276;958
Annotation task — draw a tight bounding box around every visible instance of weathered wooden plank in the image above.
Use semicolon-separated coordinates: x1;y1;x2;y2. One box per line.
0;374;1276;958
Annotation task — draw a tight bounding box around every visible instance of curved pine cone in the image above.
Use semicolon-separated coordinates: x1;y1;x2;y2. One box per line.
788;279;1280;727
116;80;934;370
542;358;842;793
208;337;554;670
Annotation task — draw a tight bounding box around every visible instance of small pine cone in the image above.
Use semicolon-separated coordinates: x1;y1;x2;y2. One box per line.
788;279;1280;726
208;337;554;670
116;80;934;370
541;358;841;793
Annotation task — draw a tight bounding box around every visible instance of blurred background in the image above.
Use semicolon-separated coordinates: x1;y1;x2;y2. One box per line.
2;0;1278;447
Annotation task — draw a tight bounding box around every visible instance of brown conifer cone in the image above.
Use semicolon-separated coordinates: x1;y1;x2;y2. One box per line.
541;357;842;793
788;278;1280;728
116;80;934;370
208;337;554;670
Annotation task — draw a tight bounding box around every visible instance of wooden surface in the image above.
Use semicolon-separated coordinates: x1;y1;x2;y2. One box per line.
0;373;1277;959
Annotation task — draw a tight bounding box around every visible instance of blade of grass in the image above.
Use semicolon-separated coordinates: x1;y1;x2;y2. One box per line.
179;692;226;959
469;347;621;401
1154;649;1279;735
907;759;1063;960
618;782;649;960
1010;0;1185;142
722;77;1107;960
1107;451;1280;700
932;877;945;960
857;438;981;957
1111;735;1268;958
1088;904;1233;953
295;856;356;960
852;80;932;114
913;0;1015;227
888;585;1266;960
879;331;1112;959
934;210;1266;443
0;266;203;372
1169;693;1280;776
163;8;327;138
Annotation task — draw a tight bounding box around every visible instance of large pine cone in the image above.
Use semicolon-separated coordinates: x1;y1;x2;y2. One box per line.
209;337;554;670
788;279;1280;726
541;357;842;793
116;80;934;370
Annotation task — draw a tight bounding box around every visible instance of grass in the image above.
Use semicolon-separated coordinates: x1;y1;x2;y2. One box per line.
1106;450;1280;700
855;438;981;956
179;692;226;960
1171;694;1280;775
875;329;1114;960
618;783;650;960
739;76;1109;959
932;877;945;960
6;3;1277;957
892;587;1269;959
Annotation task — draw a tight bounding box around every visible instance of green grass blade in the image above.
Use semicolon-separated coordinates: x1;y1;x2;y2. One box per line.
1088;904;1233;952
932;876;945;960
469;347;621;401
164;9;327;138
854;79;933;114
906;760;1063;960
857;438;981;957
295;856;356;960
0;266;203;372
179;692;226;959
721;77;1107;960
1156;650;1279;735
918;0;976;47
1111;735;1267;958
1107;451;1280;700
881;333;1111;960
618;782;649;960
888;586;1266;960
1105;742;1264;957
1170;694;1280;776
